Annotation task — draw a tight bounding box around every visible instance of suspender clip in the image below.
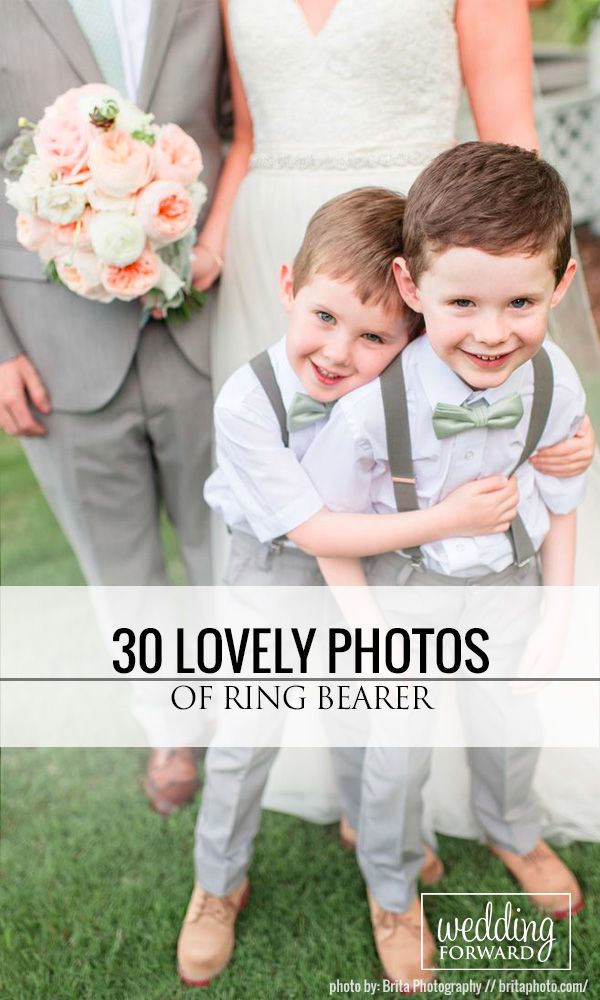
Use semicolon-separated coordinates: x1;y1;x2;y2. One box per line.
515;554;534;569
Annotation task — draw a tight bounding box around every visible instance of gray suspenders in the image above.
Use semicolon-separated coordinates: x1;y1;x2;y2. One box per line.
379;348;554;569
249;350;289;552
250;350;289;446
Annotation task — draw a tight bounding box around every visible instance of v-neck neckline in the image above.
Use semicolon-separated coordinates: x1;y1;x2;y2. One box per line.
291;0;347;39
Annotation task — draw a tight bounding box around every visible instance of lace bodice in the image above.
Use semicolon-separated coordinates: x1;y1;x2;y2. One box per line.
229;0;461;163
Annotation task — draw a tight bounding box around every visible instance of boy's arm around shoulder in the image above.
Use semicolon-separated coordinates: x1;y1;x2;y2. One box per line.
288;380;520;556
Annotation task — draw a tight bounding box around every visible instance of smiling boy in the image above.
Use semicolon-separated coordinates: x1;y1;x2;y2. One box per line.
300;143;587;986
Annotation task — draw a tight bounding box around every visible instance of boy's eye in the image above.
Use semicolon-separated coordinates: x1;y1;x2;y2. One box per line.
453;299;474;308
362;332;384;344
510;298;529;309
316;310;335;324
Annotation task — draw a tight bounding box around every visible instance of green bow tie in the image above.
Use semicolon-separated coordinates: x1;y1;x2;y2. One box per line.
286;393;335;432
432;393;524;439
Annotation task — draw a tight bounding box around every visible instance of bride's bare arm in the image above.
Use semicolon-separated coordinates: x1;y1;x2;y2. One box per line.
458;0;596;478
191;0;254;290
456;0;538;151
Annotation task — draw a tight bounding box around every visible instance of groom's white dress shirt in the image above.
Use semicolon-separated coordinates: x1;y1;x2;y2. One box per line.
108;0;152;100
204;337;326;542
302;336;586;577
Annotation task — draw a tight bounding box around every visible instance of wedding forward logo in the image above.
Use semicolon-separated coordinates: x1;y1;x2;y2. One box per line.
421;893;572;972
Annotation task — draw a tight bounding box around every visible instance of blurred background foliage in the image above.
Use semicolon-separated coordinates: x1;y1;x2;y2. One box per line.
530;0;600;45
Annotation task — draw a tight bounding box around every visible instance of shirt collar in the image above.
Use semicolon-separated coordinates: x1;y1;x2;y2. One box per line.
415;335;530;410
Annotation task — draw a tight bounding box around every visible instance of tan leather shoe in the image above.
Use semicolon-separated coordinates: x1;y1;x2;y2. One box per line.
368;892;437;992
339;817;445;885
142;748;199;815
177;879;250;986
489;840;584;919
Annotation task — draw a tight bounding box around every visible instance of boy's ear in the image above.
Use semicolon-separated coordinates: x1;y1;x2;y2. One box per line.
393;257;423;313
550;257;577;309
279;263;295;311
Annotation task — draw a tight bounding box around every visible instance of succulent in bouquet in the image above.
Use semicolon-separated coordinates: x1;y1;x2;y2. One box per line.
3;84;208;324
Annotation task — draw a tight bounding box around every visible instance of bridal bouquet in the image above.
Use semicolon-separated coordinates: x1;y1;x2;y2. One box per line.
3;84;207;324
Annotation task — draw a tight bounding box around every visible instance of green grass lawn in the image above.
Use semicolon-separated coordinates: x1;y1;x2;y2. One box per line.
1;749;599;1000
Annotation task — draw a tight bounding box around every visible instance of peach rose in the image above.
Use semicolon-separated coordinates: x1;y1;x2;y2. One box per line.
56;250;112;301
38;238;62;266
89;129;154;199
53;207;93;250
34;108;90;184
154;124;202;186
101;247;161;300
136;180;196;246
16;213;52;251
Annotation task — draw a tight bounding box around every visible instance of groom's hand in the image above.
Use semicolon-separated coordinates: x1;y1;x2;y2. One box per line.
0;354;50;436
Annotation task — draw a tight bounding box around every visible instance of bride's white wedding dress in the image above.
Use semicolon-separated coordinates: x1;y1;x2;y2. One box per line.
214;0;600;841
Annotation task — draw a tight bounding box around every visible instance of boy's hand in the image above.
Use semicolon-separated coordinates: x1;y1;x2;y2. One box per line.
441;475;519;537
530;414;595;477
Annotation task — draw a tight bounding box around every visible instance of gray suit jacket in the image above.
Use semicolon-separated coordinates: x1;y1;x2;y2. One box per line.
0;0;224;410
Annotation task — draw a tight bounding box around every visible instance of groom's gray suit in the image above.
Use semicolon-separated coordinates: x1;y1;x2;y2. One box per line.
0;0;224;586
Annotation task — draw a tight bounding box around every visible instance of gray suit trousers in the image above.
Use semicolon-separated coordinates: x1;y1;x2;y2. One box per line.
358;553;542;911
21;320;213;586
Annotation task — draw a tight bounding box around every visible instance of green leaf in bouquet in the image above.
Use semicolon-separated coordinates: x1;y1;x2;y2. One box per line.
166;287;206;325
44;260;62;285
131;129;156;146
159;230;197;290
3;129;36;179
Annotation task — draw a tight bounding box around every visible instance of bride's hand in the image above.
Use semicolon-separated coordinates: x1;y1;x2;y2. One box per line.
191;242;224;291
529;414;596;477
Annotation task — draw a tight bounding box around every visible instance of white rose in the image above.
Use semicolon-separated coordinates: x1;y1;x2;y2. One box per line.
89;211;146;266
157;258;185;301
115;99;155;136
37;184;86;224
20;156;54;198
85;181;136;214
188;181;208;214
5;178;35;215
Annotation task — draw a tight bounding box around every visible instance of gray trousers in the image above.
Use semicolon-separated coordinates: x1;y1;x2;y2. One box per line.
197;540;541;908
21;320;213;586
196;533;364;894
359;552;542;910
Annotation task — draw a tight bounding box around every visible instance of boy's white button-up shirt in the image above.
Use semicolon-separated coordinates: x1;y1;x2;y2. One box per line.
204;338;327;542
302;336;586;577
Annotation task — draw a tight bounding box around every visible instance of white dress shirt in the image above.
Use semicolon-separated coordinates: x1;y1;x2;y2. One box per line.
302;336;586;577
109;0;152;101
204;338;328;543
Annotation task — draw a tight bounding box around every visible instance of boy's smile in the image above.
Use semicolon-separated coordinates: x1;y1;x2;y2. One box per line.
280;268;409;402
394;247;576;391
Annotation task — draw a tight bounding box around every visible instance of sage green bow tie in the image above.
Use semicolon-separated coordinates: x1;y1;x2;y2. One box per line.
286;393;335;432
432;393;524;439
